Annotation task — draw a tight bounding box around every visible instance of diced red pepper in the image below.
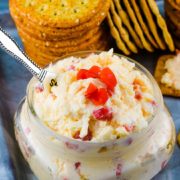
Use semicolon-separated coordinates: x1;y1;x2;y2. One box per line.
85;83;98;98
90;88;109;105
93;107;113;121
123;125;135;132
89;66;101;78
82;129;92;141
77;69;97;80
75;162;81;170
99;67;117;91
134;91;142;100
73;129;92;141
116;163;122;177
35;85;44;93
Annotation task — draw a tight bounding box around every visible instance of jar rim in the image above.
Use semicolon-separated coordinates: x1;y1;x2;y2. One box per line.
26;50;164;147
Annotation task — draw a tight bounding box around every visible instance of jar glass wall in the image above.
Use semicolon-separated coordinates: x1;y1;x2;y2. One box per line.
14;52;176;180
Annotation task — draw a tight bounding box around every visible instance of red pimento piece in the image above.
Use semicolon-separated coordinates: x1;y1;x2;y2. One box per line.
91;88;109;105
134;91;142;100
99;67;117;91
116;163;122;177
93;107;113;121
67;65;75;71
85;83;98;98
73;129;92;141
123;125;135;132
35;85;44;93
83;129;93;141
75;162;81;170
77;69;97;80
89;66;101;78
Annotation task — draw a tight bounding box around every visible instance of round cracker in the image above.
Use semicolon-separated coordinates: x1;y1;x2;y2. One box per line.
10;0;111;40
147;0;175;51
154;54;180;97
20;28;104;56
131;0;159;49
110;1;138;53
122;0;154;52
139;0;166;50
107;13;131;55
11;0;103;28
18;26;100;49
113;0;143;49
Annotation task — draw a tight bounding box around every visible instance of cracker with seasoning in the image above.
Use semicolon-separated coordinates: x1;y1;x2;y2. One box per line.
154;51;180;97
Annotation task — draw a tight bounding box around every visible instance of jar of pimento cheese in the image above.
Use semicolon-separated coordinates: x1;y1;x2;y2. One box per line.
14;51;175;180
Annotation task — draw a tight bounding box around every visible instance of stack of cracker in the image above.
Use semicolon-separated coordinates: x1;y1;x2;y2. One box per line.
9;0;111;67
107;0;175;55
165;0;180;49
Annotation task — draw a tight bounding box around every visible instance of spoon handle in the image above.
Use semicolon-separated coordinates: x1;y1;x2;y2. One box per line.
0;27;47;82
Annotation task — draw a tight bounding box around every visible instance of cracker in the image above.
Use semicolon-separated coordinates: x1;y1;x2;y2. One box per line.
21;27;104;56
165;2;180;29
107;13;131;55
167;0;180;11
154;54;180;97
130;0;159;49
147;0;175;51
113;0;143;49
139;0;166;50
11;0;103;28
18;26;100;49
166;15;180;38
165;0;180;19
122;0;154;52
10;0;111;39
110;1;138;53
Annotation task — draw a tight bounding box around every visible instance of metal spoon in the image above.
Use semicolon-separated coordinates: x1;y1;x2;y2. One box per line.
0;27;57;86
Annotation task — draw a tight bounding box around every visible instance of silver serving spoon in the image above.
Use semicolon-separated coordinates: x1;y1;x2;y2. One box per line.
0;27;57;86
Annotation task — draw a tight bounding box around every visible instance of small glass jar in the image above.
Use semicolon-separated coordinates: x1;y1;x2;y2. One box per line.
14;52;176;180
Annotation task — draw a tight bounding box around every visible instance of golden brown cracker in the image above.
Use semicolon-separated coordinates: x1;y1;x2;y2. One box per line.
10;0;111;40
130;0;159;49
11;0;103;28
107;13;131;55
147;0;175;51
165;2;180;29
110;1;138;53
122;0;154;52
113;0;143;49
139;0;166;50
21;27;104;56
18;25;100;49
154;54;180;97
167;0;180;11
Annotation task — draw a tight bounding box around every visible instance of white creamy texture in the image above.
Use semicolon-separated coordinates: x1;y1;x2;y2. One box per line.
33;50;155;142
161;53;180;90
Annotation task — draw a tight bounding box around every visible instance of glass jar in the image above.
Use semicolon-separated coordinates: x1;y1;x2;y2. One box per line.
14;52;176;180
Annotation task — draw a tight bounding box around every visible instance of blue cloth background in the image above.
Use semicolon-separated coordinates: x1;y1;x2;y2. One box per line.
0;0;180;180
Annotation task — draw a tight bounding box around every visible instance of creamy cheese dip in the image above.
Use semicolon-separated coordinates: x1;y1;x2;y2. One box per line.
161;53;180;90
33;50;156;142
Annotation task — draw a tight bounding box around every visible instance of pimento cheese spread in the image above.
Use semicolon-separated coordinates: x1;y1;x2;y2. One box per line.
33;50;156;142
161;53;180;90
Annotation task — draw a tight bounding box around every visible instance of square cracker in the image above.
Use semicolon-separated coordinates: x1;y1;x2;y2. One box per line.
154;54;180;97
